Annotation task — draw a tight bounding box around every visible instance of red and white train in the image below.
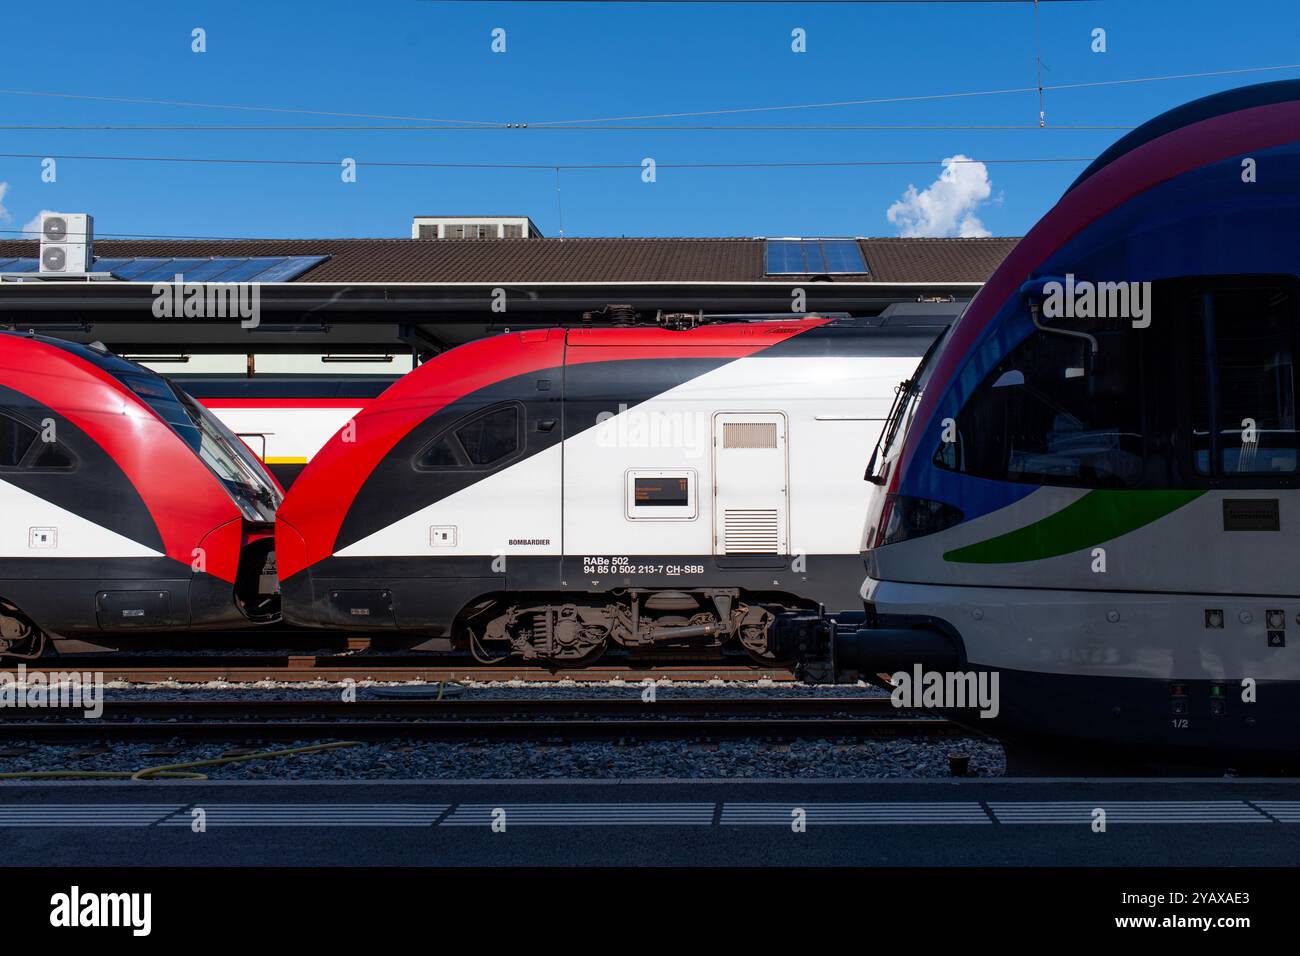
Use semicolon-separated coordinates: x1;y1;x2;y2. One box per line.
0;331;282;656
276;315;941;664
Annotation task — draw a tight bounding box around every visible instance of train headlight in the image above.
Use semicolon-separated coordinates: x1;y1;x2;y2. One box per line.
875;494;964;548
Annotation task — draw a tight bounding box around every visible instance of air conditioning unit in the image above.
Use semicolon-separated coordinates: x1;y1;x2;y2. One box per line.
39;213;94;274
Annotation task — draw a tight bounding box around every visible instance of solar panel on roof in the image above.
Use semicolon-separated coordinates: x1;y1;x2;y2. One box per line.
171;258;248;281
253;255;327;282
821;240;869;274
92;258;151;277
215;257;284;282
126;259;211;282
764;240;806;274
0;255;326;282
764;239;868;276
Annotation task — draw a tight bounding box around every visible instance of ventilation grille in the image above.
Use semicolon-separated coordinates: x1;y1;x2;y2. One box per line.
723;509;781;554
723;422;778;449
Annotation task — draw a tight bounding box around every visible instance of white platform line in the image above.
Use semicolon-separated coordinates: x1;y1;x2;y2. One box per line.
989;801;1269;824
0;804;184;827
441;803;717;826
722;802;990;825
156;804;450;827
1247;801;1300;822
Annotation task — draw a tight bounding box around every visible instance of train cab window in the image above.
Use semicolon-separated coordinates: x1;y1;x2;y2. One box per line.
414;403;522;471
417;437;461;468
0;413;75;471
27;441;74;469
935;329;1145;488
456;406;519;465
1189;287;1297;476
0;414;36;467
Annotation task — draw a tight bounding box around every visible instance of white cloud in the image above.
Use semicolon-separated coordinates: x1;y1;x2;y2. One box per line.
886;154;993;238
0;182;11;224
21;209;58;238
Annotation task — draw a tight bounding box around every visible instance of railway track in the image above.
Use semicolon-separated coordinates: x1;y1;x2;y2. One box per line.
7;657;797;684
0;697;961;743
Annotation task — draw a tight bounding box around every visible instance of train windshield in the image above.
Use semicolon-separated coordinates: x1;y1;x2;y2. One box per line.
112;368;280;517
865;324;952;483
178;390;279;490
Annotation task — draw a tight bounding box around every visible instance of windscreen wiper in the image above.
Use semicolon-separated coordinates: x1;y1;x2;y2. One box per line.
864;377;915;485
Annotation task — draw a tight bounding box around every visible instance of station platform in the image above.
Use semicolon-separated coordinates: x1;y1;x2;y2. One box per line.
3;776;1299;867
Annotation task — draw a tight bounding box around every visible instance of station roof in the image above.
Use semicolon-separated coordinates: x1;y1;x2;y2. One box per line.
0;235;1016;353
0;236;1017;285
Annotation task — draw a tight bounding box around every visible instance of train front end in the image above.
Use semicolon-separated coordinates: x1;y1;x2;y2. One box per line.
837;80;1300;768
0;333;282;656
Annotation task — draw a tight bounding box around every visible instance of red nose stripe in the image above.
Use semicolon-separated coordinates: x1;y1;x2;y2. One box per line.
0;337;239;576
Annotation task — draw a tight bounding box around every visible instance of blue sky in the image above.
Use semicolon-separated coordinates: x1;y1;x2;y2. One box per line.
2;0;1298;240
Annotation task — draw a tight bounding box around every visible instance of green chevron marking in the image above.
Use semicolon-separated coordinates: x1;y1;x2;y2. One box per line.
943;489;1205;564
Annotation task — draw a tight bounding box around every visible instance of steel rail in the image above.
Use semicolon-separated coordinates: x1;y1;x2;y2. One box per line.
6;660;797;684
0;717;959;743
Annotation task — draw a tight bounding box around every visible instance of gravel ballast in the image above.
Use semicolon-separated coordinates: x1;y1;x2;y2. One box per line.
0;680;1005;779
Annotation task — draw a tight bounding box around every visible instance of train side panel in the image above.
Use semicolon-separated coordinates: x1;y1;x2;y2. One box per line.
278;320;938;656
560;340;916;610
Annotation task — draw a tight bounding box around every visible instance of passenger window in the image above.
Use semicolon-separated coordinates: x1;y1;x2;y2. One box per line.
936;329;1145;488
414;404;521;471
1190;287;1297;476
0;414;37;467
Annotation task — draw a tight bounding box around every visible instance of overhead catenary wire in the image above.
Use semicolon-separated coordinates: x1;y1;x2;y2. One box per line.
0;151;1094;170
524;62;1300;125
1;61;1296;130
0;123;1135;131
421;1;1093;4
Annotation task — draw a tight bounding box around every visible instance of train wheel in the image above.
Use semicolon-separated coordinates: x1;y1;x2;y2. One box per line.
546;638;610;669
0;607;46;660
741;642;794;668
736;607;795;668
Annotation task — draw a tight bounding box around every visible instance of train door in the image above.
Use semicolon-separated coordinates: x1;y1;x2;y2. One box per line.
561;328;745;584
711;412;790;556
1162;275;1300;599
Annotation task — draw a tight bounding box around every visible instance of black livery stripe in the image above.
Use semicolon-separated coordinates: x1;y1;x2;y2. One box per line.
333;367;564;553
281;553;866;631
752;320;944;358
333;355;741;553
0;383;165;552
